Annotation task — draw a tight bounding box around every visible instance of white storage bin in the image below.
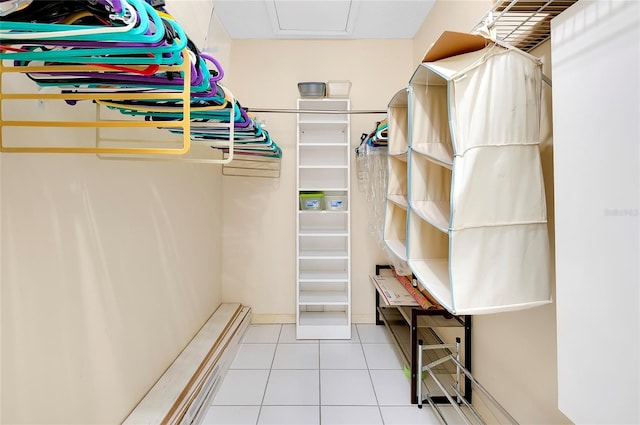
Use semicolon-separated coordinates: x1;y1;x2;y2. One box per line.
324;195;347;211
326;80;351;98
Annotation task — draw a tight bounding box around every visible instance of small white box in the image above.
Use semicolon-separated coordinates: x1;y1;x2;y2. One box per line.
326;80;351;98
324;195;347;211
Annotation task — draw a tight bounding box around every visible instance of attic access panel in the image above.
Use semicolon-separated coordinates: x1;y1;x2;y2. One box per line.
267;0;357;36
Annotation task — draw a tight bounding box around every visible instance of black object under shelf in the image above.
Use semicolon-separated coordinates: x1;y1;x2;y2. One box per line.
373;264;472;405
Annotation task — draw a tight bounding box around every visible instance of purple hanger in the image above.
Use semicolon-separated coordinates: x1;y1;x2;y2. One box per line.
97;0;123;15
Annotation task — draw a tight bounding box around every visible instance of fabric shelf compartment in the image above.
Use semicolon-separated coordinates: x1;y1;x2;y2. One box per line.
451;144;546;229
409;152;451;233
388;89;409;156
448;48;543;154
406;210;450;306
383;201;408;261
386;155;408;203
449;223;551;314
409;68;453;167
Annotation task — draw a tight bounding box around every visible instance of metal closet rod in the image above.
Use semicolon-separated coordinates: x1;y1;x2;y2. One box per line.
248;73;551;115
247;108;386;114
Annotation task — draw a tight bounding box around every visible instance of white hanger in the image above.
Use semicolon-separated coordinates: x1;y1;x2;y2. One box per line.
0;0;32;17
0;0;139;40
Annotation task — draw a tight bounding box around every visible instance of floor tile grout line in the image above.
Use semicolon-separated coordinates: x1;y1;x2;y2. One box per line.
255;324;282;425
358;330;388;424
317;337;322;423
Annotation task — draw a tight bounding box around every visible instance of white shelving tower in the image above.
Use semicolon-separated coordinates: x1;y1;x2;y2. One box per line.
296;98;351;339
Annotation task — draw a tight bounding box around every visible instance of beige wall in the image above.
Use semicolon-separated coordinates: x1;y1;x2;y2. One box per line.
221;39;414;322
0;4;230;424
1;154;223;425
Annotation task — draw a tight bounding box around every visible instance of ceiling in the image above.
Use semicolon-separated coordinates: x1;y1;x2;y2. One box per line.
213;0;437;40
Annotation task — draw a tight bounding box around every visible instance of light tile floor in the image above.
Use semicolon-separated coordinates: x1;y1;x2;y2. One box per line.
202;323;444;425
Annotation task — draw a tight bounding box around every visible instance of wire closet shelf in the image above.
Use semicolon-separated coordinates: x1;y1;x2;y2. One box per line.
473;0;578;52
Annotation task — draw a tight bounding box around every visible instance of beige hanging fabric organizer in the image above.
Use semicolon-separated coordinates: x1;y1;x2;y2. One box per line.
401;31;551;315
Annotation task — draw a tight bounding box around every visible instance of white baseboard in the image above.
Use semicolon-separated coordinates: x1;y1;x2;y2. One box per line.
251;314;295;324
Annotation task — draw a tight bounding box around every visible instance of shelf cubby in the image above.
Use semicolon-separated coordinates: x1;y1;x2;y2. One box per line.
387;155;408;196
409;151;451;232
409;69;453;167
388;89;409;156
299;281;348;305
299;257;348;278
298;235;348;258
298;310;349;326
407;210;450;306
299;145;348;166
299;211;348;234
299;167;348;191
383;201;408;261
298;98;349;123
299;123;349;144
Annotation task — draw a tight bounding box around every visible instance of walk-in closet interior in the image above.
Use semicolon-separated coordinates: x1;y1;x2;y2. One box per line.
1;0;638;424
